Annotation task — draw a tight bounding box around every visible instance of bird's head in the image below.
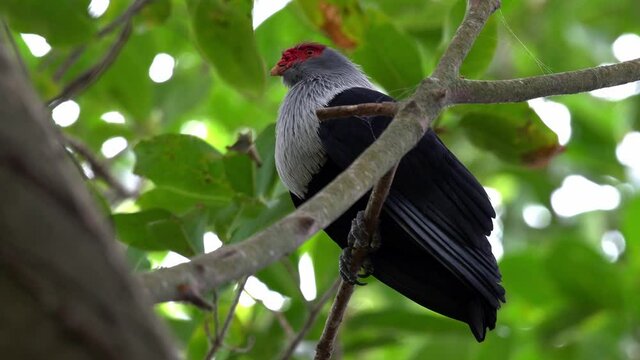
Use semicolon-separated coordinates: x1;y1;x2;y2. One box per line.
271;43;360;87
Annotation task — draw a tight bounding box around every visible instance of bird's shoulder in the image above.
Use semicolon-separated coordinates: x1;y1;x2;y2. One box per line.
327;87;394;107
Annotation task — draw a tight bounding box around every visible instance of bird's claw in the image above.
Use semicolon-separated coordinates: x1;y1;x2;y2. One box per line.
339;247;367;286
339;211;381;285
358;257;374;279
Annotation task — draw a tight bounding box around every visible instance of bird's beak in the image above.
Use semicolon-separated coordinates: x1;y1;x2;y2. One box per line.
270;64;284;76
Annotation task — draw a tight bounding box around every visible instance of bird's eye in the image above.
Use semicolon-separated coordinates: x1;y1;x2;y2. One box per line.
306;50;314;56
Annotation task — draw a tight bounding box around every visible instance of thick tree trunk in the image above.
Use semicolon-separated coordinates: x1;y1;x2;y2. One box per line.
0;39;176;358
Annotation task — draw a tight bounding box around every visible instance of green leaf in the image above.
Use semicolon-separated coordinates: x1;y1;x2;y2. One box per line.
254;124;279;198
140;0;172;27
190;0;265;98
154;64;212;127
348;309;468;335
343;334;402;354
229;193;294;242
458;103;562;167
299;231;341;291
223;153;255;196
94;32;155;122
125;247;152;271
255;3;327;69
255;259;301;298
137;188;227;215
500;250;560;307
180;207;209;255
367;0;459;31
460;17;498;78
113;209;195;256
352;23;424;98
622;196;640;274
545;239;624;310
185;324;209;360
206;74;282;132
134;134;233;201
409;337;472;360
0;0;95;46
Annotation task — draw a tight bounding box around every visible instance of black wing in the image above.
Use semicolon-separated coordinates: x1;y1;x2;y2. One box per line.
319;87;505;340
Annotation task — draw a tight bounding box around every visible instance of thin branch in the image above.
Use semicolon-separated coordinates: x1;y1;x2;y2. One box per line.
176;284;213;311
275;311;295;339
224;336;256;354
54;0;153;81
433;0;501;79
226;131;263;167
47;21;132;107
203;290;220;348
53;46;86;82
316;102;398;121
205;276;248;360
98;0;153;37
314;166;398;360
451;59;640;103
280;279;341;360
64;135;136;199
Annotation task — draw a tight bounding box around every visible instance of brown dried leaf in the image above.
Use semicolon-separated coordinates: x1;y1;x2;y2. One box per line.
319;1;357;50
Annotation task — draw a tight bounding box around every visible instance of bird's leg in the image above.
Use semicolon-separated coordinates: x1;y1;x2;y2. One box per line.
339;211;381;285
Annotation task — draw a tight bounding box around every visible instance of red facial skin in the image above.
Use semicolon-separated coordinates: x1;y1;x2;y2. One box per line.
270;43;326;76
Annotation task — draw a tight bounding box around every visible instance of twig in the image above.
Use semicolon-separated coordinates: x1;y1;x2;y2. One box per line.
47;21;132;107
226;131;263;167
53;46;86;82
203;290;220;347
98;0;153;37
314;167;398;360
275;311;295;339
316;102;398;121
64;135;136;199
224;336;256;354
280;279;341;360
205;276;248;360
53;0;153;81
433;0;502;80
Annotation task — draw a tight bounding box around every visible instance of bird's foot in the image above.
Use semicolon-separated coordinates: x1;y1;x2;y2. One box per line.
339;247;366;286
338;211;381;285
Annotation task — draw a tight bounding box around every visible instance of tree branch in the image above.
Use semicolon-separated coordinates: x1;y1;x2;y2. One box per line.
314;59;640;121
47;21;132;107
205;276;248;359
0;26;176;359
314;166;398;360
316;102;398;120
64;135;136;199
451;59;640;103
280;279;341;360
433;0;501;79
54;0;153;81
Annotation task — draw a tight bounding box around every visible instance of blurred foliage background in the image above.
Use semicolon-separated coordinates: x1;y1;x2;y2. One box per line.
2;0;640;359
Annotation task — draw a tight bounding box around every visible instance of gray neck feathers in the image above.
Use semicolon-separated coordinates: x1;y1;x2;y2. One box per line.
275;49;373;198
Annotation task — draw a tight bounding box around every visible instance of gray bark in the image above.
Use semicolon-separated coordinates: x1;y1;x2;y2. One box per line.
0;37;176;359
